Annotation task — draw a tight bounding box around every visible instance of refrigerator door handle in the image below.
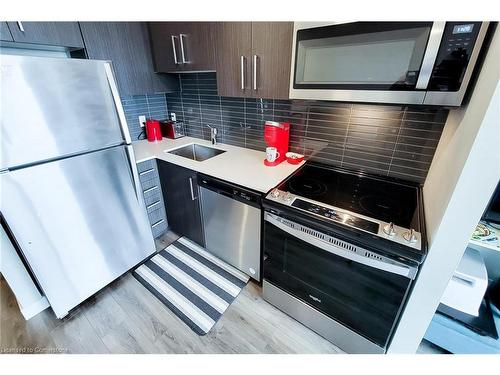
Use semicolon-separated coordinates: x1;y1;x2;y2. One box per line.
125;145;145;209
104;62;131;145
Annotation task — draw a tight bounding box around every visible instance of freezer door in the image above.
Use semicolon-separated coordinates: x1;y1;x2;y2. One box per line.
0;55;127;170
0;146;155;317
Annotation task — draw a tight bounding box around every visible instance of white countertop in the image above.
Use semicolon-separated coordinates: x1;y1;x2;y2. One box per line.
132;137;304;193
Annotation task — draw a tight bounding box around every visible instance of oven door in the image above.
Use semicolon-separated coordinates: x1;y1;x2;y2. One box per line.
263;211;415;349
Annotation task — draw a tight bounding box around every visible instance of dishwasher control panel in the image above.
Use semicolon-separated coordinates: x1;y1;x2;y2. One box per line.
198;174;262;208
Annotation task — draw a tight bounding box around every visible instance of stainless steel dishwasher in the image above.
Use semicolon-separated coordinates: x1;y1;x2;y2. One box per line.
198;174;262;281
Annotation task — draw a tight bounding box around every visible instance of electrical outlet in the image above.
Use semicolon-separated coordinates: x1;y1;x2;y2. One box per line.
170;112;176;122
139;115;146;127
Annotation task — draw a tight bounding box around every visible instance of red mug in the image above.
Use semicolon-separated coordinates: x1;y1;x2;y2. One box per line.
146;119;162;142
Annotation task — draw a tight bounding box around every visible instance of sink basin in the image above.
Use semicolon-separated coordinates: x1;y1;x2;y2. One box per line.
166;144;226;162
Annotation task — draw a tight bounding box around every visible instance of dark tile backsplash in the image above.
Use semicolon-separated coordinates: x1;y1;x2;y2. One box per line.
165;72;448;184
121;93;169;141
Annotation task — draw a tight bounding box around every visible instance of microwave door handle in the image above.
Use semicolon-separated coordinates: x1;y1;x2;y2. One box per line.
415;21;446;89
265;214;417;279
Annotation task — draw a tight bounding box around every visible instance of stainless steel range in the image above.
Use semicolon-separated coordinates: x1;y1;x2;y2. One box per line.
262;163;427;353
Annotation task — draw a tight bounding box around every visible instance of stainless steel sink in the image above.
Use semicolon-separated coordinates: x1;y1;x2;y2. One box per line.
166;144;226;162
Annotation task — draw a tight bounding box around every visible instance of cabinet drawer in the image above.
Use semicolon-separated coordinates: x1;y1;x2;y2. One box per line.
139;167;158;182
151;217;168;238
143;185;161;206
137;159;168;239
141;176;160;192
148;208;165;226
145;199;163;214
148;204;168;238
137;159;156;173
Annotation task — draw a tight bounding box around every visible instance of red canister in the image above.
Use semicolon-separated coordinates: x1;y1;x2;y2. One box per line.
146;119;162;142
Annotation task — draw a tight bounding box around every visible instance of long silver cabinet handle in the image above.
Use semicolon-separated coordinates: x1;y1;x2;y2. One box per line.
171;35;179;64
253;54;258;90
17;22;25;32
265;213;417;279
189;177;197;201
240;55;245;90
179;34;187;63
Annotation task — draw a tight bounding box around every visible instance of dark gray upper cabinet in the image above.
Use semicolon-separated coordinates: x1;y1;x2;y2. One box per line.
216;22;293;99
6;22;84;47
79;22;178;97
251;22;294;100
215;22;253;98
149;22;216;73
158;161;205;247
0;22;13;41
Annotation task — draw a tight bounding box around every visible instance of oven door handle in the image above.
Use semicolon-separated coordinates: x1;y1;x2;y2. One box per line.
265;214;417;279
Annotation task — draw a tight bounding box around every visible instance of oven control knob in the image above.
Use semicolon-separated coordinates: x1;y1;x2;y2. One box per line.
403;229;418;243
383;222;396;236
285;193;293;203
271;189;280;198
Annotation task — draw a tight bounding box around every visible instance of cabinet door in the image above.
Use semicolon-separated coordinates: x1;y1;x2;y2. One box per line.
0;22;13;41
7;22;84;48
79;22;178;96
149;22;184;72
158;161;205;246
179;22;216;71
251;22;293;100
149;22;216;73
215;22;252;97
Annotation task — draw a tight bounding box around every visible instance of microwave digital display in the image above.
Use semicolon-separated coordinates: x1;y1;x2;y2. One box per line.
452;24;474;34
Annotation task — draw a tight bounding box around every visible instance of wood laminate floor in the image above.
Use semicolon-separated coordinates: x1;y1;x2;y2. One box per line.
0;232;442;354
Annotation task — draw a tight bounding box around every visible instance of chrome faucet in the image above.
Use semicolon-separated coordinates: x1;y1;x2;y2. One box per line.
206;124;218;145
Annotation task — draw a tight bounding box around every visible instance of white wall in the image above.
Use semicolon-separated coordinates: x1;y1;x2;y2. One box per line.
388;28;500;353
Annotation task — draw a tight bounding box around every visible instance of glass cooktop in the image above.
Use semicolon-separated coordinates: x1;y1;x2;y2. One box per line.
276;163;421;230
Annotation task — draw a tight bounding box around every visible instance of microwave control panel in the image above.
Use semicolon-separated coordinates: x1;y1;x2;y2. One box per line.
428;22;483;91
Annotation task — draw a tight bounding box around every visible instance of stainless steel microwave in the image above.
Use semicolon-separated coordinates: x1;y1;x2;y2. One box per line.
289;22;491;106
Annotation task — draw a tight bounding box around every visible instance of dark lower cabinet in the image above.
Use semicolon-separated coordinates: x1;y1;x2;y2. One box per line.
0;22;13;41
6;22;84;48
158;161;205;246
79;22;179;96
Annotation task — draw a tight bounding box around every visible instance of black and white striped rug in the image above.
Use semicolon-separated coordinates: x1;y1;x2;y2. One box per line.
133;236;249;335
